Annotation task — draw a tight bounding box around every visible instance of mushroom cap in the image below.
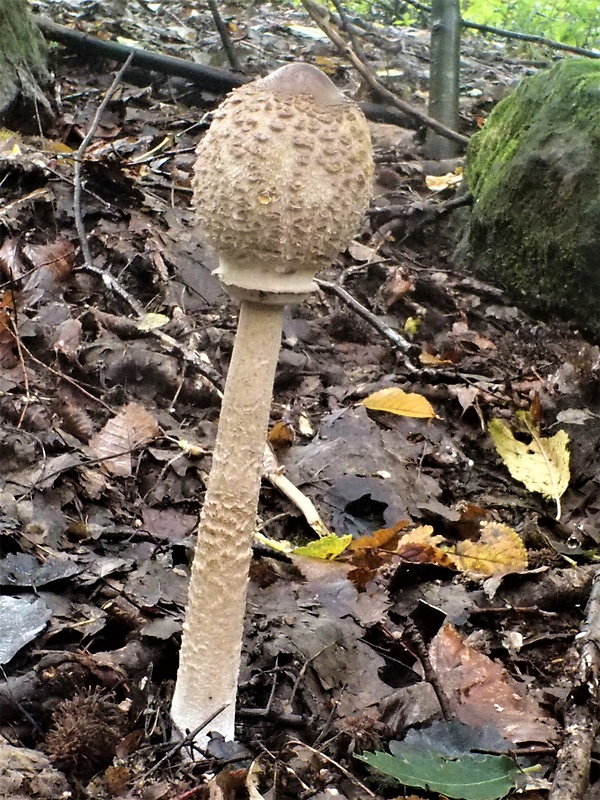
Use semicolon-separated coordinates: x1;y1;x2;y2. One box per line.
192;63;374;303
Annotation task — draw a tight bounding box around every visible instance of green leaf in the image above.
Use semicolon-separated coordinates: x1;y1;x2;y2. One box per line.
292;533;352;560
356;744;518;800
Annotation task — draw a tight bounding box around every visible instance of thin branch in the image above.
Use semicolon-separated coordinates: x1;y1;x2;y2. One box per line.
73;55;134;272
463;19;600;58
301;0;469;147
548;569;600;799
399;0;600;58
330;0;370;65
287;739;377;798
315;277;415;358
206;0;243;73
143;703;228;777
79;264;226;394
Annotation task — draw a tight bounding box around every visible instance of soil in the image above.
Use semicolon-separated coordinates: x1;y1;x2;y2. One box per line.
1;1;600;799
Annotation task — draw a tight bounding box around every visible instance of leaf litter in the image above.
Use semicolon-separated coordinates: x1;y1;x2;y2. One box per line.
0;1;599;799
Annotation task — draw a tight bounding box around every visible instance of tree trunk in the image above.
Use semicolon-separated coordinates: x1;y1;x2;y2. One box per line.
426;0;461;159
0;0;53;131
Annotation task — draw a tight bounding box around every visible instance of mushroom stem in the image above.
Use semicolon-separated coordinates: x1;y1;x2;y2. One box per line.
170;300;284;744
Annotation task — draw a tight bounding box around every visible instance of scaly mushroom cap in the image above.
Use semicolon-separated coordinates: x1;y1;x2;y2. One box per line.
192;62;374;303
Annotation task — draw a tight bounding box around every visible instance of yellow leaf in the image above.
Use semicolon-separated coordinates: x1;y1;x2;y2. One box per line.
362;387;437;419
404;316;422;336
136;313;169;331
489;416;570;519
254;532;294;554
292;533;352;560
419;351;455;366
425;170;463;192
453;522;528;578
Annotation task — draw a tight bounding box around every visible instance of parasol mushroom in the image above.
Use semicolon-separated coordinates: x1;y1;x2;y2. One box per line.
170;62;374;745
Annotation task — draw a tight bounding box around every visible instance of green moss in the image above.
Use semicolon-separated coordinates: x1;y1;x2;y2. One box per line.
459;59;600;333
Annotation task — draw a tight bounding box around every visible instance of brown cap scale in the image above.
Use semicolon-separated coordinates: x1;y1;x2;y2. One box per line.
171;63;373;746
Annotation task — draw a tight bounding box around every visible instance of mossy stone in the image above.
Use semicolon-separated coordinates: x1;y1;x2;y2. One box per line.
456;58;600;335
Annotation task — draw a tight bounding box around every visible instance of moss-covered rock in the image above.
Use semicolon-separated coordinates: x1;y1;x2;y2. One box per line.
456;58;600;335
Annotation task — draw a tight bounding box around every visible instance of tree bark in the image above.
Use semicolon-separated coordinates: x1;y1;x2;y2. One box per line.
0;0;53;131
426;0;461;159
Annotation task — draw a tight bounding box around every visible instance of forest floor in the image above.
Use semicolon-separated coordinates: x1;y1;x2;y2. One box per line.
1;1;600;799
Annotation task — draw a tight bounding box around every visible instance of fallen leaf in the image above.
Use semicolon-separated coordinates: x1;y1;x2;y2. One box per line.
488;412;570;518
293;533;352;560
88;403;161;477
430;623;558;744
453;522;528;578
396;527;457;568
358;743;517;800
136;312;170;331
268;420;295;448
362;387;437;419
420;351;456;367
425;170;463;192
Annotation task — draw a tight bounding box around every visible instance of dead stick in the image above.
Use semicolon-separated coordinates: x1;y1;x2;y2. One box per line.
548;569;600;799
315;277;415;358
73;55;134;273
206;0;243;73
35;16;249;90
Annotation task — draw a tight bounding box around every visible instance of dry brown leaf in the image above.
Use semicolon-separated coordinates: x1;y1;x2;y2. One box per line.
430;623;558;745
53;318;82;361
88;403;160;477
396;526;457;569
349;519;409;553
453;522;528;578
0;238;25;281
267;420;295;449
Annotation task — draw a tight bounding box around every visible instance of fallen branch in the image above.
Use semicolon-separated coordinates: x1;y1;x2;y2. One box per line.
548;568;600;799
34;15;250;92
315;277;415;359
205;0;243;73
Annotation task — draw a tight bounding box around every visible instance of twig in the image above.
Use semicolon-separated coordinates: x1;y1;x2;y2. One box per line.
77;262;145;315
8;327;114;412
143;702;228;777
463;19;600;58
330;0;370;66
315;277;415;358
73;55;134;272
548;569;600;799
77;264;225;395
206;0;243;73
301;0;468;147
287;738;377;797
404;619;453;720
